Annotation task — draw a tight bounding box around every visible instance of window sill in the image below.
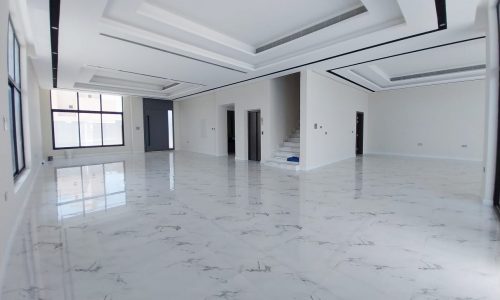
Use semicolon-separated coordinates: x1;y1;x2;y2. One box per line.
13;168;31;194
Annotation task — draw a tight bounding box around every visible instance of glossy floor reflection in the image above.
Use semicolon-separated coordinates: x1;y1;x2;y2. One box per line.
2;152;500;299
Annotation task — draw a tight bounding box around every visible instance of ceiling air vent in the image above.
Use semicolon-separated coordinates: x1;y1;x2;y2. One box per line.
162;83;180;91
256;5;367;53
390;64;486;82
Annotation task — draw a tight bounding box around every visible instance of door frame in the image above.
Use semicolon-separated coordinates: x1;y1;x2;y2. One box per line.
227;110;235;155
356;111;364;155
143;98;175;152
247;110;261;161
494;2;500;215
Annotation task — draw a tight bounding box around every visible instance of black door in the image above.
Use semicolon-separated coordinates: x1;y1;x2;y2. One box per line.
227;110;235;155
356;112;364;155
248;111;261;161
143;98;174;152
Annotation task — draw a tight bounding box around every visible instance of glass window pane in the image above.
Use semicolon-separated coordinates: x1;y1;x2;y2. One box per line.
104;162;125;194
102;114;122;145
8;87;16;174
101;94;122;112
51;90;77;110
14;90;24;171
8;22;14;79
80;113;102;146
14;39;20;85
82;164;104;199
78;92;101;111
58;201;84;219
56;167;83;203
53;112;79;148
85;196;106;214
106;193;126;210
168;110;174;149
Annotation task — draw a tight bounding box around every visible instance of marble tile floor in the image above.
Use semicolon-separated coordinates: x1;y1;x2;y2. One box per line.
1;151;499;300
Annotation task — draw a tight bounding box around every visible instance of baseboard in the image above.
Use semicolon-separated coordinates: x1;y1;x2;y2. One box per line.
0;162;42;291
365;152;483;162
47;150;135;160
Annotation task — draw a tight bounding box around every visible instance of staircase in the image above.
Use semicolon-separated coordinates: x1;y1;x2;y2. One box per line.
265;128;300;171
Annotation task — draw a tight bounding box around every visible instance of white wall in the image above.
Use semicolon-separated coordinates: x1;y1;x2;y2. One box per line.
175;93;217;155
301;70;369;170
175;74;301;161
40;93;145;159
215;80;273;161
366;80;486;161
0;0;44;287
175;79;269;160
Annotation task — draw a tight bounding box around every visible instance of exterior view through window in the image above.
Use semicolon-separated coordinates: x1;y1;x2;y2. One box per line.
51;90;124;149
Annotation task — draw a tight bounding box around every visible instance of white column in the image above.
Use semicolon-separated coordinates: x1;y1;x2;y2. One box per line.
483;0;500;205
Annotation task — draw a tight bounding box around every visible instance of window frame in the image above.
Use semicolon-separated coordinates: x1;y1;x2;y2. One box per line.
50;91;125;150
8;17;25;178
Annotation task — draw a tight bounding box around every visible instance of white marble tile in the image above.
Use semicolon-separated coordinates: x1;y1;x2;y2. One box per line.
2;152;499;300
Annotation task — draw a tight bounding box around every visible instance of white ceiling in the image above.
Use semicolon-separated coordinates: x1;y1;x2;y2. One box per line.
328;37;486;91
20;0;486;100
145;0;363;47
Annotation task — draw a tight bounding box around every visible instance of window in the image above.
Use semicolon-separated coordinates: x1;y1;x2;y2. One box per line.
8;19;25;177
51;90;124;149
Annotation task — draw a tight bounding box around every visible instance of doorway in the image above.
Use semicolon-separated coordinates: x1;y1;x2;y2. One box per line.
227;110;235;155
248;110;261;161
143;98;174;152
356;112;364;155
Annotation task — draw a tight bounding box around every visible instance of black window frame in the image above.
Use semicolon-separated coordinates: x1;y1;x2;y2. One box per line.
50;90;125;150
7;17;25;178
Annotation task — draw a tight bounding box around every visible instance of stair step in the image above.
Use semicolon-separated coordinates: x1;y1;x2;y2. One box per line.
271;156;293;162
265;160;300;171
275;151;299;157
283;141;300;147
280;146;299;152
287;137;300;143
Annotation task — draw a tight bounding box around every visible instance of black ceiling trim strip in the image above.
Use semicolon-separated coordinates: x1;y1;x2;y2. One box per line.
330;72;375;92
329;36;485;71
49;0;60;88
172;0;447;100
326;35;486;92
100;33;248;74
435;0;448;29
87;65;206;86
